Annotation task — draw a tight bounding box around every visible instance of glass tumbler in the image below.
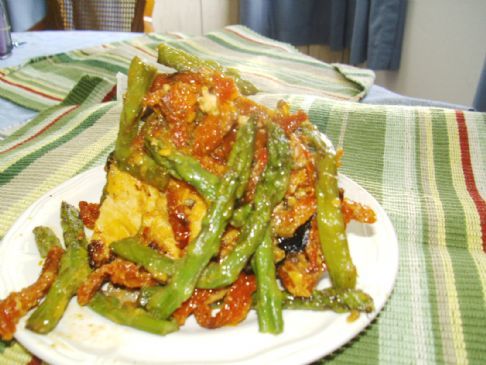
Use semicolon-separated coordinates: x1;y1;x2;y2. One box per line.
0;0;12;59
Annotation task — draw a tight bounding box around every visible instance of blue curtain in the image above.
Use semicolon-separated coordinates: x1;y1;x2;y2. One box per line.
240;0;407;70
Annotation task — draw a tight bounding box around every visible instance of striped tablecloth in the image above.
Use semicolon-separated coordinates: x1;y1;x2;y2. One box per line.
1;26;485;364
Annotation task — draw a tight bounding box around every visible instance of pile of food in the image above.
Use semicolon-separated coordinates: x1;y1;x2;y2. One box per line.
0;45;376;340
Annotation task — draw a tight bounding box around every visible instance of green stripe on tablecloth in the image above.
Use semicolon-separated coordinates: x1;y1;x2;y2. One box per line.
414;113;446;364
60;75;110;106
55;53;130;74
448;248;486;364
0;103;111;188
0;76;112;168
0;81;57;111
74;143;114;175
6;67;69;96
0;102;119;238
378;109;435;363
431;109;468;248
338;107;386;201
0;105;71;148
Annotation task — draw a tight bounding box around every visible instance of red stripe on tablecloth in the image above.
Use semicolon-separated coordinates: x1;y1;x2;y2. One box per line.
456;110;486;252
225;28;292;53
132;44;157;58
0;76;63;101
0;105;78;154
102;85;117;102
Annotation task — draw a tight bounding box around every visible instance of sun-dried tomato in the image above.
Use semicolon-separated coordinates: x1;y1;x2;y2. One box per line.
0;246;64;341
79;201;100;230
172;273;256;329
166;181;192;249
341;197;377;225
77;259;157;306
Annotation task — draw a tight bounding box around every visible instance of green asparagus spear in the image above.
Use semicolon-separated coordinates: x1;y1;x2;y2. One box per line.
230;203;252;227
252;228;283;334
33;226;61;258
115;56;156;162
60;202;86;249
301;121;357;289
147;169;239;319
197;122;291;289
141;286;374;315
110;237;176;282
281;287;374;313
157;44;259;95
227;119;257;199
26;202;91;333
146;139;220;201
316;151;356;289
88;293;179;335
146;120;256;318
114;56;169;190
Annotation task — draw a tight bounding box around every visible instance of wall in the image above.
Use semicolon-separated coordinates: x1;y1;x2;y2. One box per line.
151;0;239;35
375;0;486;106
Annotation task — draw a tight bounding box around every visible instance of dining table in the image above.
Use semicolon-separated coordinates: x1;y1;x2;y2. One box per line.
0;26;485;364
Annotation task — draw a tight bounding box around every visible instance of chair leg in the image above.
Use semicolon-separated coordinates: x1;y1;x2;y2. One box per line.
131;0;147;32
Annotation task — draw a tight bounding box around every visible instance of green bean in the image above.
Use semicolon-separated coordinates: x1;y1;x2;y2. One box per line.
110;237;176;282
26;202;91;333
157;44;259;95
88;293;179;335
252;228;283;334
33;226;61;258
197;122;291;289
281;287;374;313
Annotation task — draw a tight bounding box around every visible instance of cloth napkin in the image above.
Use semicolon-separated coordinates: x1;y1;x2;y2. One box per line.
1;26;485;364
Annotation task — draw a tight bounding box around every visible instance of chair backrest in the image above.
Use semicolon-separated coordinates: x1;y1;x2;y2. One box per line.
47;0;145;32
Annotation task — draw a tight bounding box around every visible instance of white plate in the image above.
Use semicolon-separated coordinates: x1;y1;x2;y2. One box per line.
0;166;398;365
